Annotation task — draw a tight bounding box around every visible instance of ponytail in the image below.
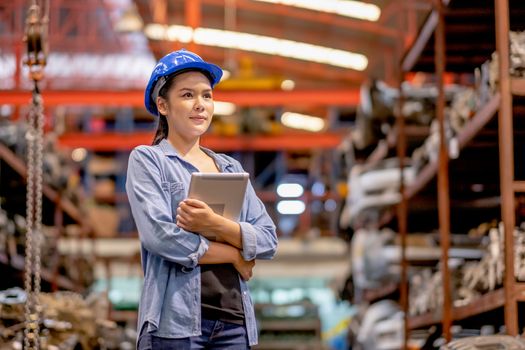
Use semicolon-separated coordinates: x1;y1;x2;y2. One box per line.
152;113;169;145
151;75;175;145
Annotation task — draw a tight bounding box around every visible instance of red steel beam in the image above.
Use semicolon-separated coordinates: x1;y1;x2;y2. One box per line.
57;131;346;151
435;0;452;342
185;0;201;53
495;0;518;337
0;89;360;107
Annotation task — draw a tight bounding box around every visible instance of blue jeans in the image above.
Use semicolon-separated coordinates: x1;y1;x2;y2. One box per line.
137;318;251;350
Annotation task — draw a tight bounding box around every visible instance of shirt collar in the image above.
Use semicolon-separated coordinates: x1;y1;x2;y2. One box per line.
158;138;233;171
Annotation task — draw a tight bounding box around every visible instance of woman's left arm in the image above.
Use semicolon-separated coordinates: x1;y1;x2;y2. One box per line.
235;179;278;260
177;178;278;261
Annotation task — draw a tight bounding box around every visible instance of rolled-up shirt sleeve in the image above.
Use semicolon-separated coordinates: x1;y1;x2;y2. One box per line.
126;147;209;268
239;178;278;261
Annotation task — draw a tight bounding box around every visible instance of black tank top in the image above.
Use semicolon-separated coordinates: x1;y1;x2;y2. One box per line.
200;263;245;324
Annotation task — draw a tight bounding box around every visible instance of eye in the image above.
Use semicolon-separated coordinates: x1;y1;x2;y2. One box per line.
182;92;193;98
203;93;213;99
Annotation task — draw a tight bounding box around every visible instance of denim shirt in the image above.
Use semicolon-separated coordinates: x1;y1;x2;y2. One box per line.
125;139;278;346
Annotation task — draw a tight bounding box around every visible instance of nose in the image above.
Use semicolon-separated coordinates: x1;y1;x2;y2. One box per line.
194;96;205;111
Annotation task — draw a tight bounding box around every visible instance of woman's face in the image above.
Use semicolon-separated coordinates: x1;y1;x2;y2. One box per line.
159;71;214;141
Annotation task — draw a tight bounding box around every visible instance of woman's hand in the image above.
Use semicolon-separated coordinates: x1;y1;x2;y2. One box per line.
233;253;255;281
176;199;220;238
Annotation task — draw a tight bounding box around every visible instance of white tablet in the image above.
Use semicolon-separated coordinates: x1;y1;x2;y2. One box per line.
187;172;249;221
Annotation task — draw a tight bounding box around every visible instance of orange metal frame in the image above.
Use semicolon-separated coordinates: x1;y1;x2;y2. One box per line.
57;131;346;151
0;89;360;107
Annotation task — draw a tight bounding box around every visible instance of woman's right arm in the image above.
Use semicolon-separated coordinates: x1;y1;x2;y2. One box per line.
126;147;210;269
199;241;255;281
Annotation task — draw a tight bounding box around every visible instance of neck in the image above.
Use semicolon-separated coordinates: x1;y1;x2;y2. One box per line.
167;134;201;157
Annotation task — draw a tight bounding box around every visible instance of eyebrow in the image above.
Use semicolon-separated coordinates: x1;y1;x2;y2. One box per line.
178;87;212;93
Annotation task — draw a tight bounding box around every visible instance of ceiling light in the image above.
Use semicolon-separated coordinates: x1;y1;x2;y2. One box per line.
143;24;368;71
277;200;306;215
167;25;193;42
144;23;166;40
281;112;325;132
253;0;381;21
280;79;295;90
214;101;237;115
277;183;304;198
71;148;88;162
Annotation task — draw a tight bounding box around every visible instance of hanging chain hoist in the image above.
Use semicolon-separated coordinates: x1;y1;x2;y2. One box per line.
23;0;49;349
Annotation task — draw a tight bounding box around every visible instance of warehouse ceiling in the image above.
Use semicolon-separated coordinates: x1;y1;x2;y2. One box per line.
133;0;409;89
0;0;427;92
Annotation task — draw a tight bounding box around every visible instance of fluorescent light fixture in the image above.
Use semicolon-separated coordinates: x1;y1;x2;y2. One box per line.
281;112;325;132
277;200;306;215
71;148;88;162
277;183;304;198
253;0;381;21
144;23;165;40
280;79;295;91
143;24;368;71
214;101;237;115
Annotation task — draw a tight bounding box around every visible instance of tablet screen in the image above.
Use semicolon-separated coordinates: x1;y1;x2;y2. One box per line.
188;172;249;221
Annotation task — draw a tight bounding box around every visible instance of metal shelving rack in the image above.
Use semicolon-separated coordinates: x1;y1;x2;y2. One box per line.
0;143;91;292
393;0;525;346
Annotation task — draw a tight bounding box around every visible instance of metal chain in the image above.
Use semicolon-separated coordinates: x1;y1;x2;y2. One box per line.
24;87;45;350
23;0;49;348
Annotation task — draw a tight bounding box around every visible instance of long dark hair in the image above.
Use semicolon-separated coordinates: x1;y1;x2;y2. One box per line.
151;69;214;145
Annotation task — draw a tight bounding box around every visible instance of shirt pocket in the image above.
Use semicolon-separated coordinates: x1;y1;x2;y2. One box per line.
161;181;186;219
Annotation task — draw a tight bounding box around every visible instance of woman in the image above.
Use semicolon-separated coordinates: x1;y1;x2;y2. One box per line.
126;49;278;349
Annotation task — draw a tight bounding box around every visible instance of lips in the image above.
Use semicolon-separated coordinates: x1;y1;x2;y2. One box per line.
189;115;207;123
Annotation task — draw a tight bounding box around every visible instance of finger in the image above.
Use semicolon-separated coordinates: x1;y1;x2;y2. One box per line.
183;198;206;208
176;210;190;222
180;200;199;213
176;215;189;226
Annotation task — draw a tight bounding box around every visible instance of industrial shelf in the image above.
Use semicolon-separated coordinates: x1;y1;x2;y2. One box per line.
0;143;90;291
375;0;525;344
364;124;430;170
407;311;442;330
511;78;525;96
404;93;500;200
9;253;79;291
363;282;399;303
452;289;505;321
408;289;506;330
372;92;501;229
0;143;90;228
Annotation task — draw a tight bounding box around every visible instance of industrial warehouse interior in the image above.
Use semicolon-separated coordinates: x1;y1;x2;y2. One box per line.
1;0;525;349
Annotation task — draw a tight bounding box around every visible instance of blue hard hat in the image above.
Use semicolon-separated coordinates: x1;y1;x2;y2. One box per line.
144;49;223;116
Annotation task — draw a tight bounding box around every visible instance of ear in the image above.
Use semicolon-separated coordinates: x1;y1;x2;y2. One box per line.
156;97;168;115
